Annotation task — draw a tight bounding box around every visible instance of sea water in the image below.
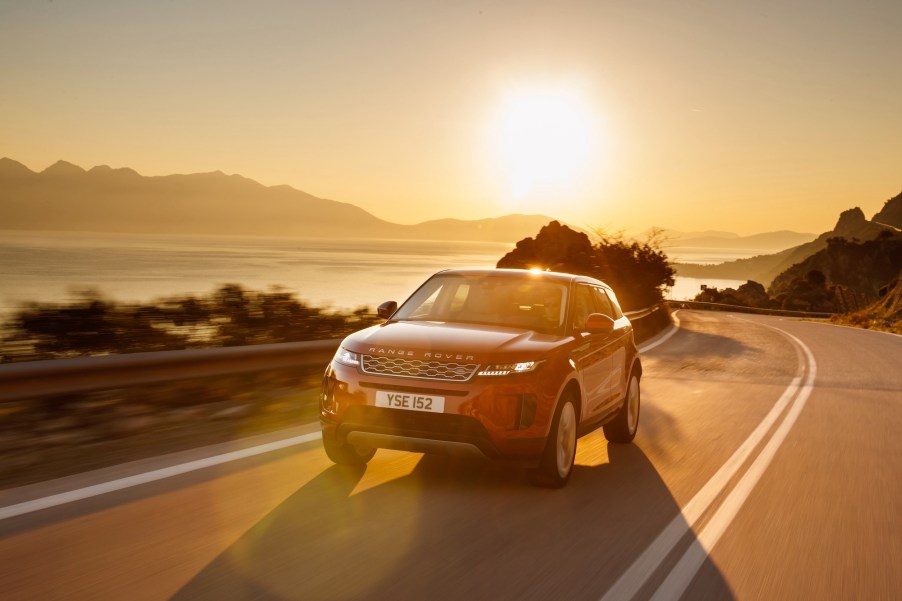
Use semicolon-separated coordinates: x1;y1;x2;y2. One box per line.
0;231;513;314
0;230;756;316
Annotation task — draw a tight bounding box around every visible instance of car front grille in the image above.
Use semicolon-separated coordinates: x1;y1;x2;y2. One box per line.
360;355;479;382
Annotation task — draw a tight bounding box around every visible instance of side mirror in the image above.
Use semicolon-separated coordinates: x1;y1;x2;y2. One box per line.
585;312;615;334
377;301;398;320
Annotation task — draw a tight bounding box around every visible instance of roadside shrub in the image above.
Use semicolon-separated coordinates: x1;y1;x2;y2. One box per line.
0;285;380;362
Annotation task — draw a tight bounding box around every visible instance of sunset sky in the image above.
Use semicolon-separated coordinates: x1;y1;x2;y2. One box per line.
2;0;900;235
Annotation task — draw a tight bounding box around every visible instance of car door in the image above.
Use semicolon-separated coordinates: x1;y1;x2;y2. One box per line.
591;286;628;409
569;284;613;420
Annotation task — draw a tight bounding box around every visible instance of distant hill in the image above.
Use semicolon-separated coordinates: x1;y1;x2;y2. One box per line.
674;203;900;285
661;229;817;251
0;158;563;243
769;233;902;299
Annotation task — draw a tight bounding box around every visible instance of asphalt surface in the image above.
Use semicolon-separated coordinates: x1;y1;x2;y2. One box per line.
0;311;900;600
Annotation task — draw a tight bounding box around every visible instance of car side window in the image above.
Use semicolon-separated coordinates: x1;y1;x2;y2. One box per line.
604;288;624;318
570;285;596;332
591;286;615;318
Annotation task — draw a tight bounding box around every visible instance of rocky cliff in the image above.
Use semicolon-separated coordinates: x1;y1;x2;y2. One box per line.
675;204;897;285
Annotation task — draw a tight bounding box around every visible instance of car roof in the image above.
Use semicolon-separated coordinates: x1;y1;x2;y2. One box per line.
434;268;610;288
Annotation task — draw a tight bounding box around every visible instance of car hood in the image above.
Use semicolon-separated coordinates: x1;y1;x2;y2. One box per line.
342;320;568;363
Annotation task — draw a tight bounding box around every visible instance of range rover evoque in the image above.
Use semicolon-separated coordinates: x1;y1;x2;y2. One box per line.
320;268;642;487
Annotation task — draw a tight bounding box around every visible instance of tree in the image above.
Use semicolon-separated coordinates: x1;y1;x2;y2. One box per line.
4;291;187;359
806;270;827;288
497;221;675;310
497;221;597;275
1;285;382;362
737;280;770;307
780;271;834;312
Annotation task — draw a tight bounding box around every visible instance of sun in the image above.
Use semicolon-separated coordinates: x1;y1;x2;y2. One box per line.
494;86;600;208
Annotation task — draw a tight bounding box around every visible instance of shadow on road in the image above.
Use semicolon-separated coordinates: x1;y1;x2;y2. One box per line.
658;328;757;361
643;317;799;388
173;442;735;601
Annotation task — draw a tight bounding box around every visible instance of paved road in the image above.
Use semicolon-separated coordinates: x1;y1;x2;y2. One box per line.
0;311;900;600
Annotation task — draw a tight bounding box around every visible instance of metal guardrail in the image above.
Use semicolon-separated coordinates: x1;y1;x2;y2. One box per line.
0;304;669;403
624;305;661;320
0;340;341;403
665;300;834;319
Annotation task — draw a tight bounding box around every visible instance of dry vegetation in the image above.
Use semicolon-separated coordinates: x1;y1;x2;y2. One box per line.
829;272;902;334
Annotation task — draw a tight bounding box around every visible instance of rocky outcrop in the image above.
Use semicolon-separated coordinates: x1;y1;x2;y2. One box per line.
872;190;902;229
834;207;867;231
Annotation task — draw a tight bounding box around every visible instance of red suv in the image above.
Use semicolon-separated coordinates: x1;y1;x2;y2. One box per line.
320;269;642;487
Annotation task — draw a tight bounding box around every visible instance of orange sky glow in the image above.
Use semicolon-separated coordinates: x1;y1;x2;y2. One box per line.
1;0;900;235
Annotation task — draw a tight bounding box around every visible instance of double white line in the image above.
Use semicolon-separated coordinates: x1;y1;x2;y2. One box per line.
600;320;818;601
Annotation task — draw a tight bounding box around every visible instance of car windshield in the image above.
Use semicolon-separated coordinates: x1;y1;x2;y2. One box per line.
392;273;567;334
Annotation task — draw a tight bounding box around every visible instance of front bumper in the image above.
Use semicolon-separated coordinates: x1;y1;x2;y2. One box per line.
320;361;562;460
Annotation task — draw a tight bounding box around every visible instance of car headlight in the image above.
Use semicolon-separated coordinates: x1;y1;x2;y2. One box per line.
477;361;543;376
333;347;360;367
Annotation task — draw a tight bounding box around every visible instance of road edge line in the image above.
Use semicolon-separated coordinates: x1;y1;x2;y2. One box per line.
638;310;682;353
0;431;323;522
598;328;806;601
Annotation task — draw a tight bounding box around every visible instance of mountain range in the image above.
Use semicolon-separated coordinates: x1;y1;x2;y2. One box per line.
0;158;559;243
3;158;897;267
675;192;902;285
659;229;817;251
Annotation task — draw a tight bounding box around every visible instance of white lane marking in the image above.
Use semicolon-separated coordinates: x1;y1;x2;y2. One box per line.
650;328;816;600
598;316;810;601
639;310;682;353
0;431;322;522
598;377;802;601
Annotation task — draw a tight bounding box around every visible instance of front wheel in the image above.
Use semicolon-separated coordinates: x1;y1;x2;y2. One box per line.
603;373;640;443
322;434;376;466
529;393;578;488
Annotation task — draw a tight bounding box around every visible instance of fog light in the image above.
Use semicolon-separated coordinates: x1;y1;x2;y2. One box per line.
518;393;537;429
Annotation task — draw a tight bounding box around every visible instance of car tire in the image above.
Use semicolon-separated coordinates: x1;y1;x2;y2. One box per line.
603;372;640;443
529;392;578;488
322;434;376;466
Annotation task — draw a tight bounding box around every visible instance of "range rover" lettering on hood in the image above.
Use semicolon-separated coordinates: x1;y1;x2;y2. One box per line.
368;347;475;361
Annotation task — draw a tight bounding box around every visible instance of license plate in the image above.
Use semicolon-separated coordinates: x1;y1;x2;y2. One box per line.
375;391;445;413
